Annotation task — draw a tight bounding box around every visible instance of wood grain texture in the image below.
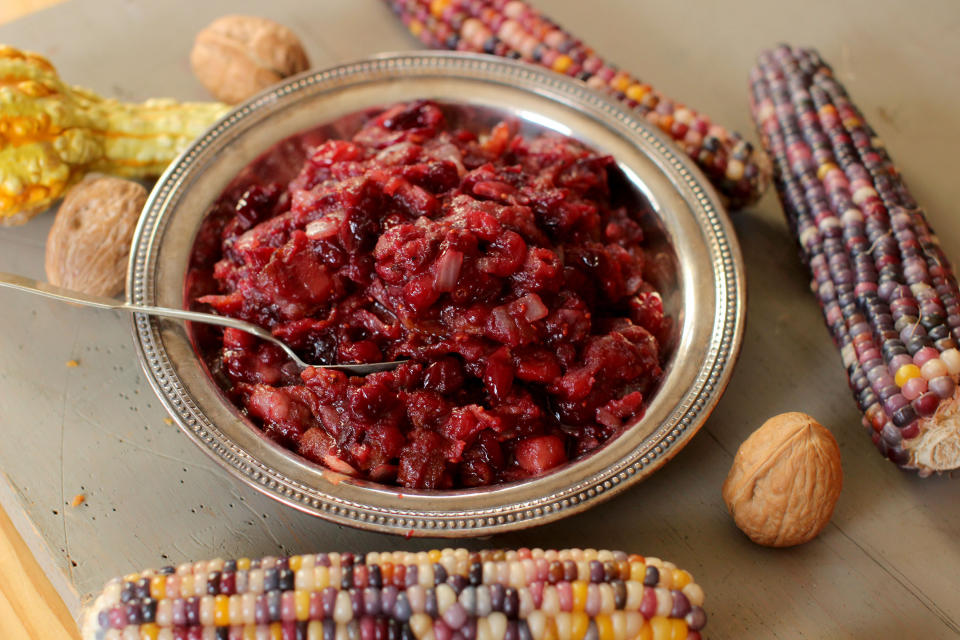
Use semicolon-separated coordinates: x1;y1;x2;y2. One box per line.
0;0;65;25
0;1;958;639
0;503;79;640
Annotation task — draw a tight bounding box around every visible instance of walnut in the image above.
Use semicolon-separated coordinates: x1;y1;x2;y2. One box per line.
721;412;843;547
44;175;147;297
191;15;310;104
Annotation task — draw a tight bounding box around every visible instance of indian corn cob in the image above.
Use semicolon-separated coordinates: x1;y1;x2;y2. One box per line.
383;0;771;210
749;45;960;474
0;45;228;225
81;548;707;640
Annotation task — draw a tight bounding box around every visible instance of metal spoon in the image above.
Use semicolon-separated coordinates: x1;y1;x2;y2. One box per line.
0;272;405;375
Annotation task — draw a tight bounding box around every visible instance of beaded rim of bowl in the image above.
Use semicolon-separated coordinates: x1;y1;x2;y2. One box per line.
129;52;744;536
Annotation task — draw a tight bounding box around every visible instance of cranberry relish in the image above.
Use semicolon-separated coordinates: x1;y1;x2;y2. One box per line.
192;101;667;489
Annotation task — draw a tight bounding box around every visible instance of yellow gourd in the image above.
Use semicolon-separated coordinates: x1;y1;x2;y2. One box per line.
0;45;228;225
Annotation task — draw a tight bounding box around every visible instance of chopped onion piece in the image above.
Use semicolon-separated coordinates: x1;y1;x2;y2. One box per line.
305;211;345;239
519;293;548;321
490;305;518;337
322;453;359;476
433;249;464;292
428;142;466;176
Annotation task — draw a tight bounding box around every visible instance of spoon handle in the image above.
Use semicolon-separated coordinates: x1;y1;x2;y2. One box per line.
0;271;280;342
0;271;123;310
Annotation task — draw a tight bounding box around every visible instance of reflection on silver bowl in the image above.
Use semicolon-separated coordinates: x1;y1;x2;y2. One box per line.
128;52;744;536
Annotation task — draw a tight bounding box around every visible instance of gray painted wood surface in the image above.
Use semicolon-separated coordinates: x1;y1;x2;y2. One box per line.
1;1;958;637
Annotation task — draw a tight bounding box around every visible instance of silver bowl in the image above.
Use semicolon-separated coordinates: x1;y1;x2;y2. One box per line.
128;52;745;536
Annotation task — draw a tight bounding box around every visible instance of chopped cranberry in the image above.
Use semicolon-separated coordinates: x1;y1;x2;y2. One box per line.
406;390;453;430
477;231;527;277
460;430;505;487
401;160;460;193
513;347;561;383
423;357;465;394
239;384;315;445
190;100;666;489
442;405;503;444
514;435;568;475
398;429;453;489
596;390;646;430
483;347;515;401
630;290;665;335
361;424;407;469
299;427;340;467
228;184;283;235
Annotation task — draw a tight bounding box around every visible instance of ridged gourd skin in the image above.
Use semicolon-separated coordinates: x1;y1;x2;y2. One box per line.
80;548;707;640
749;45;960;474
0;45;228;225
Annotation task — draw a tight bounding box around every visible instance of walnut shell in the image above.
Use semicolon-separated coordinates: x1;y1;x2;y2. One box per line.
191;15;310;104
44;175;147;297
721;412;843;547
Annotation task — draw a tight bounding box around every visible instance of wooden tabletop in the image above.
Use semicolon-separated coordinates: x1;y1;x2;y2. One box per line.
1;2;959;639
0;0;63;25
